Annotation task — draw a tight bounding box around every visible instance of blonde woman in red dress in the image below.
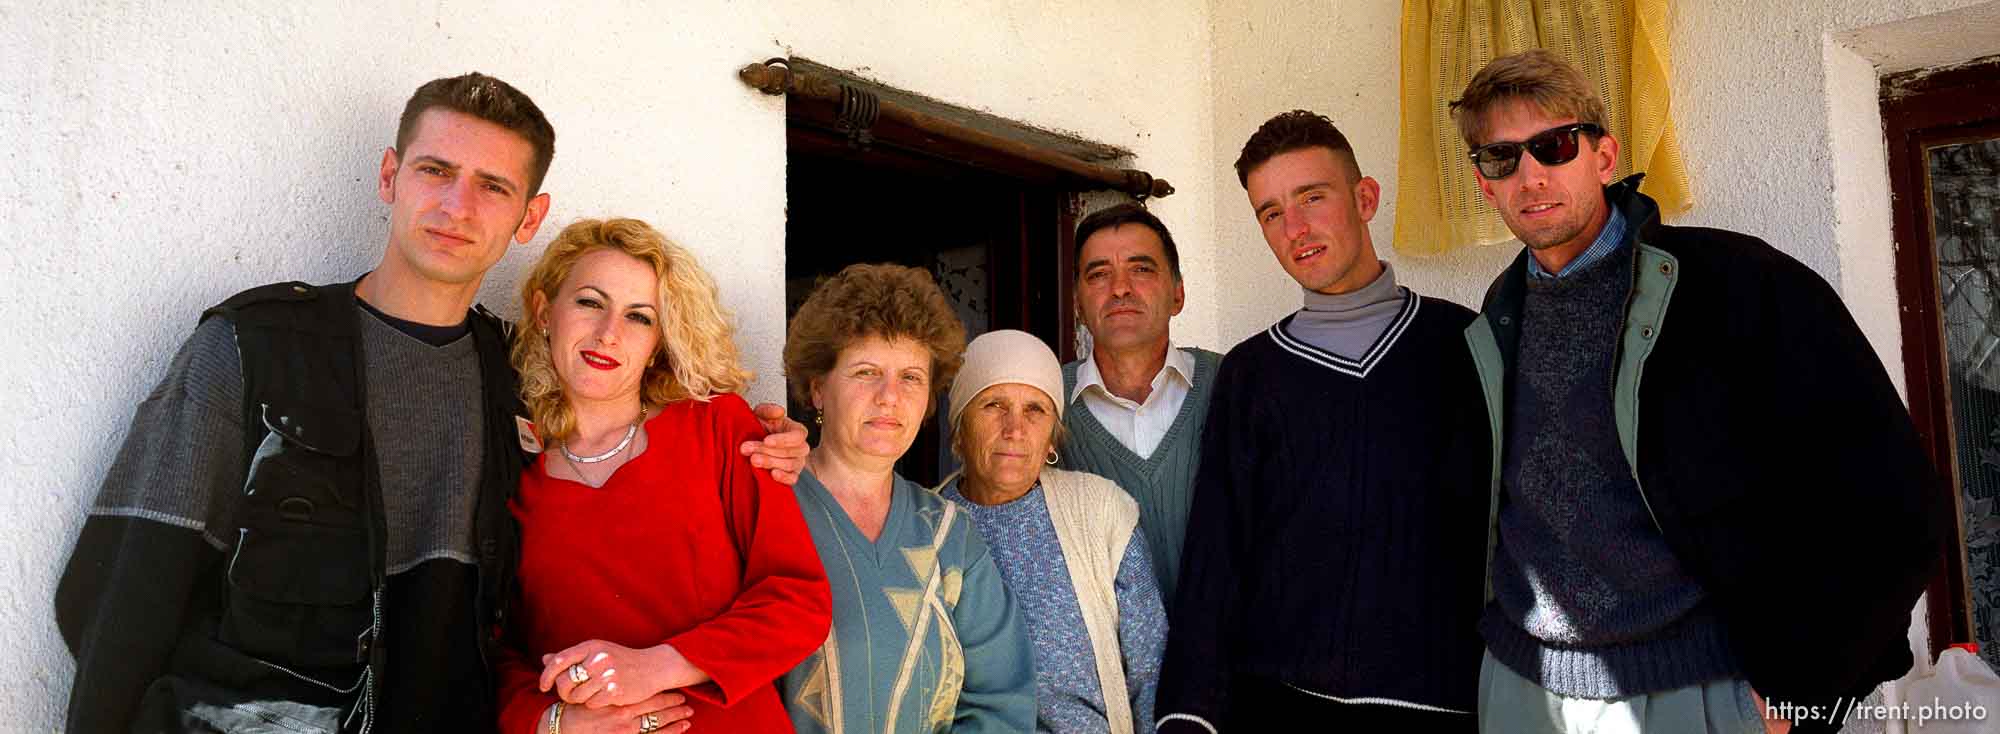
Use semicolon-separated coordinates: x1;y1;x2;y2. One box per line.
496;218;832;734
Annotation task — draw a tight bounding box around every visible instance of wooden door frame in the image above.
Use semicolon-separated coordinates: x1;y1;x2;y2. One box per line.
785;94;1086;361
1882;56;2000;657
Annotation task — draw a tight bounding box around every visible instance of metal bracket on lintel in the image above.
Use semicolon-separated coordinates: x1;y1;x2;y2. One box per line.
836;84;879;150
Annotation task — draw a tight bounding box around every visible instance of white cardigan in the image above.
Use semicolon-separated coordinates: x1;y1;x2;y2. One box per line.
938;467;1141;734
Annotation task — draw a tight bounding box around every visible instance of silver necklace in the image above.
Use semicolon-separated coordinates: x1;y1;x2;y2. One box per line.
561;408;646;464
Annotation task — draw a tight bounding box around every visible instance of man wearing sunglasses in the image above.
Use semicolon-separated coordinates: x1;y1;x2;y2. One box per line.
1454;50;1943;734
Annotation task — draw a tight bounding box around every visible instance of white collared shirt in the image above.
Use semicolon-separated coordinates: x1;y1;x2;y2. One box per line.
1070;342;1195;460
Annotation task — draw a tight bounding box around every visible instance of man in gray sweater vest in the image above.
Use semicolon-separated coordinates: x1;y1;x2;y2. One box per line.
1058;204;1221;605
1457;51;1942;734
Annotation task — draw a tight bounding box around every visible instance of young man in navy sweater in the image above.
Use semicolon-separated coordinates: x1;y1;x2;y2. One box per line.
1156;110;1489;731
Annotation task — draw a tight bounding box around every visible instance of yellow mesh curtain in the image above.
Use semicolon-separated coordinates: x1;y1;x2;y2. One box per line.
1394;0;1691;257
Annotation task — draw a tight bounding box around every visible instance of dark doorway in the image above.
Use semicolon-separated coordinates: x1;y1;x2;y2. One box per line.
1884;54;2000;665
784;121;1076;487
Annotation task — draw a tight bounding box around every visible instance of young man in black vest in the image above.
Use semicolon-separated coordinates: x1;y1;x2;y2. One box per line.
1059;203;1220;605
1456;50;1943;734
1157;111;1489;731
55;72;806;733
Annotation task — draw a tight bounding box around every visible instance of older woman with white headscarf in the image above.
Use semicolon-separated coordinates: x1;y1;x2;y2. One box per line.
936;329;1167;734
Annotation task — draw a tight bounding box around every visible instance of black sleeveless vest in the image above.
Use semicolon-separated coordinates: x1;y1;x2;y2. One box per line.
183;279;526;730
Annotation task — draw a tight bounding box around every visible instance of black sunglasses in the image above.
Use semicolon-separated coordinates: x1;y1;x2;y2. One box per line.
1467;123;1604;180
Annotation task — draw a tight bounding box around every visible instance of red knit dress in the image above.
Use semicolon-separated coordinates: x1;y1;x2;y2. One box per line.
496;393;832;733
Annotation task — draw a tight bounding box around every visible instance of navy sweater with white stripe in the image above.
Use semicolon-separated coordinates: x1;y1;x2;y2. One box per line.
1156;293;1490;730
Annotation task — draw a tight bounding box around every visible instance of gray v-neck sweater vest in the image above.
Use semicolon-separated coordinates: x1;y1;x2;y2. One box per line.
1060;348;1222;604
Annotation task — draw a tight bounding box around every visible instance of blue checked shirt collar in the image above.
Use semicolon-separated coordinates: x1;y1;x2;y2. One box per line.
1528;206;1628;280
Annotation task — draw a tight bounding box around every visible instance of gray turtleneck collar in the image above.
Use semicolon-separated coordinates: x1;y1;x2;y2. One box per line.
1284;261;1408;361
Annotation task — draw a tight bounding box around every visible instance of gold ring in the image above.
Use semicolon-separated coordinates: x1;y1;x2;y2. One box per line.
568;663;589;684
640;713;662;732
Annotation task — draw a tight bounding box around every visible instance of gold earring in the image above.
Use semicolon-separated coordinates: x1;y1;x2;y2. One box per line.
814;412;823;426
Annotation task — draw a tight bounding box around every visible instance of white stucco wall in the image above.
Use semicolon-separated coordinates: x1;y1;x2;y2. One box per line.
4;1;1215;722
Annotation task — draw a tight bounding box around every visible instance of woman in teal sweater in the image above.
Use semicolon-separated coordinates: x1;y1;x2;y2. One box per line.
778;263;1037;734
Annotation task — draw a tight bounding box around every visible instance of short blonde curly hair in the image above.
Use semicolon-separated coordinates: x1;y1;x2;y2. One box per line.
512;218;751;441
784;263;966;419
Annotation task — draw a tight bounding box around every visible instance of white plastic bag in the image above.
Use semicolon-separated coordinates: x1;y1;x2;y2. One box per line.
1902;645;2000;732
